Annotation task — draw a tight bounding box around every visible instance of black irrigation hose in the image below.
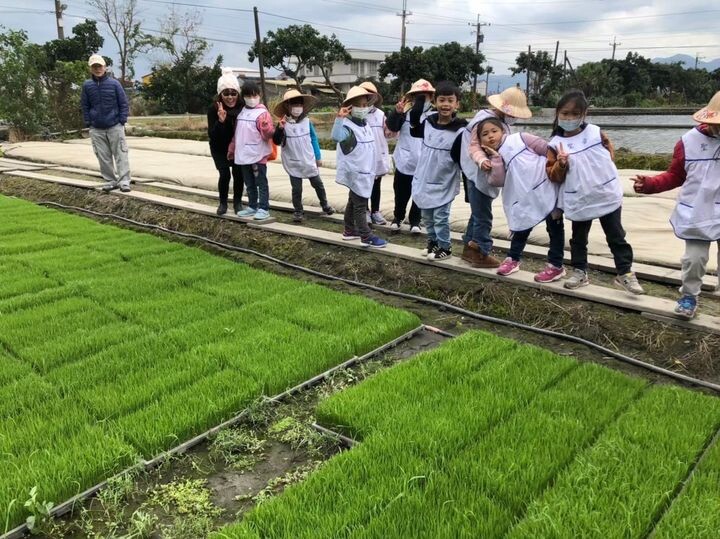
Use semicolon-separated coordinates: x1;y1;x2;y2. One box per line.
36;201;720;394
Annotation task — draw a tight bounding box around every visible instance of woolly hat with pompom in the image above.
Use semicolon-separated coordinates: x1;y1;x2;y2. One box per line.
217;68;240;94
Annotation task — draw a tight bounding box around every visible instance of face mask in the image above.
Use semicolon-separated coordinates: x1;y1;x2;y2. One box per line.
290;106;303;117
351;106;370;120
504;116;518;126
244;96;260;108
558;118;583;132
423;101;432;112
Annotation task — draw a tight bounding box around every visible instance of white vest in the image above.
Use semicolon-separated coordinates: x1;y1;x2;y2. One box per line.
670;127;720;241
498;133;559;232
461;110;510;199
281;118;319;178
367;108;390;176
393;111;427;175
549;123;621;221
335;118;376;198
412;122;462;209
234;106;271;165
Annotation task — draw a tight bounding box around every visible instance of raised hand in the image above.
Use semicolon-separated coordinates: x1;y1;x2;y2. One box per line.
557;142;569;167
481;145;499;158
337;106;351;119
217;102;227;123
632;175;648;193
395;100;405;114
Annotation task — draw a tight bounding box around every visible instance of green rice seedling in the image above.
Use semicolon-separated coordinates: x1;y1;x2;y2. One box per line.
0;285;73;315
0;352;30;387
111;288;224;330
0;231;69;255
653;435;720;538
508;385;720;539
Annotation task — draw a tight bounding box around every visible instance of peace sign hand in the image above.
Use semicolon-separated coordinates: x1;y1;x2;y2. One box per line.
217;102;227;123
481;145;499;158
557;142;569;167
337;106;351;119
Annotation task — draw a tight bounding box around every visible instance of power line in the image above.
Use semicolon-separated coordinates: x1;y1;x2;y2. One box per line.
492;8;720;27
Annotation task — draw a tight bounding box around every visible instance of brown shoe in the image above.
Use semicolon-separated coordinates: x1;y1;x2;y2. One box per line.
473;251;501;268
461;244;476;265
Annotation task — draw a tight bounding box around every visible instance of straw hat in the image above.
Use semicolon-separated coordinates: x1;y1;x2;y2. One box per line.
487;87;532;119
401;79;436;112
272;89;318;118
693;91;720;125
342;86;374;107
359;81;383;107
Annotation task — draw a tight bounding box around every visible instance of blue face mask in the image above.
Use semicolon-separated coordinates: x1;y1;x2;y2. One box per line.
558;118;583;132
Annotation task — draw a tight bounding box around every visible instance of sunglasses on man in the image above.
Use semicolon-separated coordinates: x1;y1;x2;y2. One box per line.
221;90;238;97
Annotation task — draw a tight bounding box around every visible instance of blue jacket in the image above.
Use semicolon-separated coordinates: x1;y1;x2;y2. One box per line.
81;74;128;129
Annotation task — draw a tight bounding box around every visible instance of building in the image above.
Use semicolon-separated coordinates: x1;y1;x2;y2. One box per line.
296;49;391;93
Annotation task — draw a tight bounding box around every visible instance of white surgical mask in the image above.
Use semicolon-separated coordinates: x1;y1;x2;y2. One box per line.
504;116;518;126
244;96;260;108
558;118;583;132
290;106;304;117
351;106;370;120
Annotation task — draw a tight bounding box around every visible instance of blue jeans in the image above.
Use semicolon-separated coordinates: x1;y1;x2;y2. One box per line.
422;202;453;250
240;163;269;211
463;184;494;255
508;214;565;267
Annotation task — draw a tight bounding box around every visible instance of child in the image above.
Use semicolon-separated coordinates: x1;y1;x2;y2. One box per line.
461;87;529;268
360;81;390;225
410;81;468;260
386;79;435;233
208;68;243;215
477;117;566;282
228;81;275;221
272;89;335;222
332;85;387;248
547;89;644;294
632;91;720;318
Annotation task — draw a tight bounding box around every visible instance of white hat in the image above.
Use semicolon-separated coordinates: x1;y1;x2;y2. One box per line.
217;67;240;94
88;54;106;67
342;86;373;106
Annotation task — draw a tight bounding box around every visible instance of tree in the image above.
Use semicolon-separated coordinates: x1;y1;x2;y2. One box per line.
88;0;151;83
249;24;350;99
379;47;429;95
423;42;484;86
152;7;207;64
510;50;556;103
574;62;622;103
0;29;47;139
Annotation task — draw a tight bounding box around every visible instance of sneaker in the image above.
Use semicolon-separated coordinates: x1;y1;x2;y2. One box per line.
421;241;438;256
361;235;387;248
497;257;521;276
237;207;257;217
389;221;402;231
322;205;335;216
370;211;387;225
120;184;131;193
428;247;451;261
216;203;228;216
101;182;118;192
253;209;271;221
674;295;698;319
614;272;645;295
292;211;304;222
564;268;589;289
535;264;566;283
410;225;422;234
342;231;360;240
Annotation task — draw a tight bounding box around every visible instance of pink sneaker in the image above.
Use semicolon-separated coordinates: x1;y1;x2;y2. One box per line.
534;264;566;283
497;257;520;276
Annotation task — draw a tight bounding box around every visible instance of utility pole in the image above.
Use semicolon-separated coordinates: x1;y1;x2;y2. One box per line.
54;0;66;40
695;52;705;69
553;40;559;66
526;45;531;100
610;36;621;60
469;14;489;109
253;7;267;105
397;0;412;49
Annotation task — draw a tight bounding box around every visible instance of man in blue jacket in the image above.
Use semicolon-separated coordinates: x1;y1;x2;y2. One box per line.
81;54;132;192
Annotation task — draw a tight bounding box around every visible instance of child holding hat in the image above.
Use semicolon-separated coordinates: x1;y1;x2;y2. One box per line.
272;89;335;222
359;81;390;225
460;87;530;268
332;86;388;248
386;79;435;233
633;91;720;318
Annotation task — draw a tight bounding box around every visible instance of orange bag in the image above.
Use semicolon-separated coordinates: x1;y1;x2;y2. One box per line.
268;141;278;161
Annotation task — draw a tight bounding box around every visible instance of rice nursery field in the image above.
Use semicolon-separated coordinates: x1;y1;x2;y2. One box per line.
0;195;420;530
216;331;720;539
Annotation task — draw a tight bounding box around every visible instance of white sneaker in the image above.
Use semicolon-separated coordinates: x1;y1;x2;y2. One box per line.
237;207;257;217
564;268;589;289
389;222;401;231
253;209;271;220
410;225;422;234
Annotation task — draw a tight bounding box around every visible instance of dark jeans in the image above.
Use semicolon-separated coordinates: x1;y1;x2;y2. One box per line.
370;176;382;213
570;206;633;274
344;189;371;239
509;214;565;268
240;163;269;211
290;175;328;212
393;170;421;226
212;153;243;211
463;183;494;255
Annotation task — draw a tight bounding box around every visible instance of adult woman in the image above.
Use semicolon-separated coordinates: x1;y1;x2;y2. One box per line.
208;68;243;215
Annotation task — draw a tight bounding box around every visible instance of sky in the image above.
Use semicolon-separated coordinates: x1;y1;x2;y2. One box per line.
1;0;719;82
